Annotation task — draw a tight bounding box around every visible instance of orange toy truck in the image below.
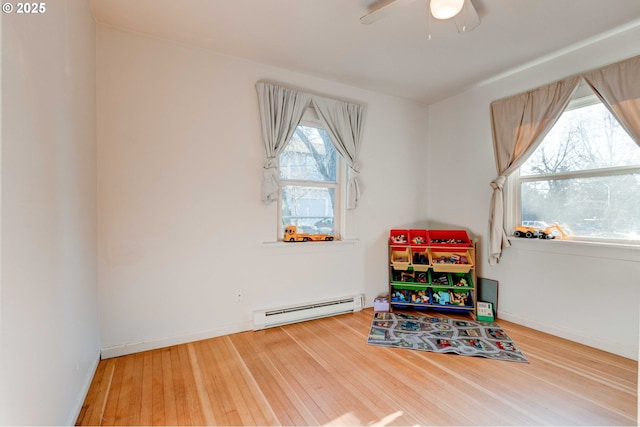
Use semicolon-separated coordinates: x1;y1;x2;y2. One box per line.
284;225;335;242
513;222;567;239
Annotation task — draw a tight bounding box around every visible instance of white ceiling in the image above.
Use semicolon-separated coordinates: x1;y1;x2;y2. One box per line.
89;0;640;105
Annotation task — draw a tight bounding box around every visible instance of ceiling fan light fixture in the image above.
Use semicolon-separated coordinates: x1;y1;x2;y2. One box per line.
430;0;464;20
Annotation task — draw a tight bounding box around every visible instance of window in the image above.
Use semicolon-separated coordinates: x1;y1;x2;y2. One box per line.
512;89;640;243
278;110;341;240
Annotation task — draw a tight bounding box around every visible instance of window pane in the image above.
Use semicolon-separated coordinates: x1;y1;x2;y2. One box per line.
281;185;335;235
279;126;337;182
521;174;640;240
521;102;640;176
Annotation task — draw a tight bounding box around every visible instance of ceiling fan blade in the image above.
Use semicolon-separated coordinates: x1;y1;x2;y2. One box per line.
360;0;417;25
453;0;480;32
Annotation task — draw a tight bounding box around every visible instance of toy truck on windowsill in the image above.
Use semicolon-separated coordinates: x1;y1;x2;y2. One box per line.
284;225;335;242
513;222;567;239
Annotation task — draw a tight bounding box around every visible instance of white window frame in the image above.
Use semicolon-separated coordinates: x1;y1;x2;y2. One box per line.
506;89;640;246
277;106;345;241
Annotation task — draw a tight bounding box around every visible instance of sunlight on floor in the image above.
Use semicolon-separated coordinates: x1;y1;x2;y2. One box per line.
322;411;359;426
370;411;405;426
323;410;405;426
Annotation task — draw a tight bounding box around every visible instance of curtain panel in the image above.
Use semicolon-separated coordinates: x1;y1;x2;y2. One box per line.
256;81;367;209
488;76;580;265
256;82;311;204
581;55;640;147
488;54;640;265
311;97;366;209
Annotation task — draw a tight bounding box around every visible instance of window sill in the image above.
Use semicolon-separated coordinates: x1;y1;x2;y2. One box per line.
261;239;359;253
507;237;640;262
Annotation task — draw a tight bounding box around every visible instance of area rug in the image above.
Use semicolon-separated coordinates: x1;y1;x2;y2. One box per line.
367;311;529;363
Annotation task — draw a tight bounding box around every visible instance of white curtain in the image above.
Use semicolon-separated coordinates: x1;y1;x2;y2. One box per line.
256;81;367;209
256;82;311;204
312;97;366;209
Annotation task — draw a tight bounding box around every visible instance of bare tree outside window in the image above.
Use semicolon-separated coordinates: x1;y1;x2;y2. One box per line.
520;100;640;241
279;125;339;236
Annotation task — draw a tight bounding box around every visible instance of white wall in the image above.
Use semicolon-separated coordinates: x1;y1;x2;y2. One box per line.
427;25;640;359
96;27;428;357
96;8;639;364
0;1;100;425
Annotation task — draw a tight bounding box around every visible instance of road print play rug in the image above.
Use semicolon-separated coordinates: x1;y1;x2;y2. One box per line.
367;312;529;363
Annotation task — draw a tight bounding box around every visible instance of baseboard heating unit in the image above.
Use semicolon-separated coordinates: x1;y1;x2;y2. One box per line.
253;294;364;330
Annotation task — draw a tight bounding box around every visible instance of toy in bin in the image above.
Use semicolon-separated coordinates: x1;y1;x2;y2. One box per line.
453;277;468;287
391;290;410;302
431;272;449;286
433;254;469;264
401;271;415;282
449;290;469;306
451;273;471;287
412;252;428;265
433;289;470;306
411;290;428;304
391;234;407;244
433;290;451;305
428;230;471;247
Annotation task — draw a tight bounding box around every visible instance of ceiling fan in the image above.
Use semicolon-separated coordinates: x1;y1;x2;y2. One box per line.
360;0;480;33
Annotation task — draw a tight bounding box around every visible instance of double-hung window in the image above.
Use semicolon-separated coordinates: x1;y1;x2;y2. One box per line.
510;85;640;243
278;108;341;240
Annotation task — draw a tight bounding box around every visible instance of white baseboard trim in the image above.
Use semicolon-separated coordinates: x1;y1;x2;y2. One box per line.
101;320;254;359
499;311;638;361
67;350;101;426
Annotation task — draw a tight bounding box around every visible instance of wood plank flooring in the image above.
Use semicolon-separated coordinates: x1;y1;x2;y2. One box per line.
76;309;638;426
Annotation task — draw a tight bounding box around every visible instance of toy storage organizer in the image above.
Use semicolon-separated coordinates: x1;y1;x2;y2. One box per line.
388;229;477;319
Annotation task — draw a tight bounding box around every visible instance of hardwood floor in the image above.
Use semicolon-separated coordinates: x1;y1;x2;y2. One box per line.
76;308;638;426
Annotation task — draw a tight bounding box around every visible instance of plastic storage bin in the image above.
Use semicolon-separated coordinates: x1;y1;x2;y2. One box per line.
429;270;451;286
429;249;473;273
450;272;474;289
430;288;472;307
391;269;427;284
389;229;409;246
428;230;471;247
411;248;430;271
391;248;411;270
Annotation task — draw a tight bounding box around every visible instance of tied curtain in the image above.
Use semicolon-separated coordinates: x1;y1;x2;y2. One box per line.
488;77;580;265
256;81;367;209
488;54;640;265
312;97;366;210
256;82;311;205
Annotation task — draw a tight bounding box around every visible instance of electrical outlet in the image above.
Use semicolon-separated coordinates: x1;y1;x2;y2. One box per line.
236;289;243;302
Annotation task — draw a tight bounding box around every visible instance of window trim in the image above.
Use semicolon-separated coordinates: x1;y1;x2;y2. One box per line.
276;108;345;242
506;172;640;246
520;164;640;182
507;89;640;247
